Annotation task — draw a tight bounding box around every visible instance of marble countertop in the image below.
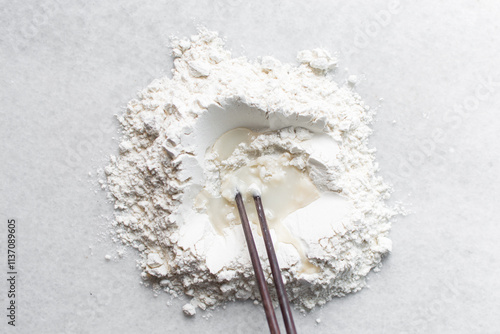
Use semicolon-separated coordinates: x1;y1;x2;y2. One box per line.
1;1;499;333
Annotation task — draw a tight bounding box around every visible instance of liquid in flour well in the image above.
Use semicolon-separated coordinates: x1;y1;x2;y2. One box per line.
195;128;321;273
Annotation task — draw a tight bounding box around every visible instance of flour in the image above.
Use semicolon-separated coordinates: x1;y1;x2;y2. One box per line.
105;28;397;315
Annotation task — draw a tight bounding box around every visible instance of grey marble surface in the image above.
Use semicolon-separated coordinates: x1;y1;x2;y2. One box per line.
1;1;500;333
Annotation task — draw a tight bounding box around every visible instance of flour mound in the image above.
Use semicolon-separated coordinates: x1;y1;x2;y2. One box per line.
105;29;396;313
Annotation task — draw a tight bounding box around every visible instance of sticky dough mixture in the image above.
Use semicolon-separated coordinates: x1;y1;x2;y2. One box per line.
105;29;397;315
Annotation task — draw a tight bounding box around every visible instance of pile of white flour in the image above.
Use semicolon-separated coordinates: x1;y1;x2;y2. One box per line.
105;29;396;315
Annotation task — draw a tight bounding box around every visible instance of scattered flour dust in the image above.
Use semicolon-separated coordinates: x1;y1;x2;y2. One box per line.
105;28;397;315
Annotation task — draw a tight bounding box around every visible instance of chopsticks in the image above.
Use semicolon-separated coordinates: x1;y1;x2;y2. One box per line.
235;193;280;333
235;192;297;334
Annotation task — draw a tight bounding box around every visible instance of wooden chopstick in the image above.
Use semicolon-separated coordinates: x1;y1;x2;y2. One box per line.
235;192;281;334
254;195;297;334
